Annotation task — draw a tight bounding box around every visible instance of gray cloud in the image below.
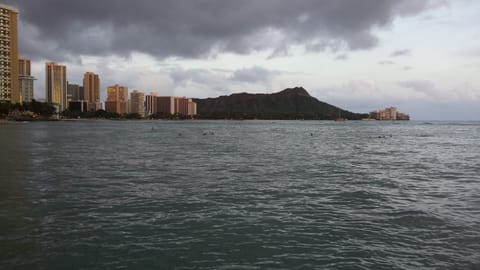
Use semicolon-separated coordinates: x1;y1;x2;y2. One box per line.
230;66;280;83
398;80;436;95
5;0;443;60
335;54;349;61
460;47;480;58
170;66;281;92
391;49;412;57
379;60;395;65
170;69;226;89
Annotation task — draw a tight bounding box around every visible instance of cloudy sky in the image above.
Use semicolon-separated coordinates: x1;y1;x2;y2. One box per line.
5;0;480;120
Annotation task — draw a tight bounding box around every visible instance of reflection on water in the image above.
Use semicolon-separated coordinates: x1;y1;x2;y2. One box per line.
1;120;480;269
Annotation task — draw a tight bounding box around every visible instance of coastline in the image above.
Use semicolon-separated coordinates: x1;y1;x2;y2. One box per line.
0;117;412;123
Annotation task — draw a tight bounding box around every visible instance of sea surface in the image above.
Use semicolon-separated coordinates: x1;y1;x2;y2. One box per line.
1;120;479;269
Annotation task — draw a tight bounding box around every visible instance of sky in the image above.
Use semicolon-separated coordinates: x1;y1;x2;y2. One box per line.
4;0;480;120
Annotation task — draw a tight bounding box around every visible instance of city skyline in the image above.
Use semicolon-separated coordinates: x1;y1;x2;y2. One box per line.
2;1;480;120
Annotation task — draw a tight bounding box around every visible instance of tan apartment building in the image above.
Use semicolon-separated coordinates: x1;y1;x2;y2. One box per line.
370;107;409;121
83;72;101;111
130;90;145;116
105;84;128;114
18;58;35;102
145;92;158;116
188;101;197;116
379;107;397;120
174;97;190;115
45;62;67;112
174;97;196;116
0;4;20;103
157;96;175;115
147;95;197;116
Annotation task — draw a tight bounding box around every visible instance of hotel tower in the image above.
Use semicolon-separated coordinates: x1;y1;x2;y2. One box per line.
0;4;20;103
19;58;35;102
45;62;67;112
130;90;145;116
83;72;101;111
105;84;128;114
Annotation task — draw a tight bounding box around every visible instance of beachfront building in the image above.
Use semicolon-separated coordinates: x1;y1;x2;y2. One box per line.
188;99;197;116
157;96;175;115
67;83;82;102
68;101;88;113
154;96;197;116
145;92;158;116
45;62;67;112
174;97;197;116
105;84;128;114
397;112;410;121
380;107;397;121
130;90;145;116
83;72;101;111
18;58;35;103
369;107;409;121
0;4;20;103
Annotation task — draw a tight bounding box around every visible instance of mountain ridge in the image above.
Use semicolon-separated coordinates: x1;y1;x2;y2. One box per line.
193;87;368;120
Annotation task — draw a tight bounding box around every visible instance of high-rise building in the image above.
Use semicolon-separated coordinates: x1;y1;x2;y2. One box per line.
105;84;128;114
188;100;197;116
67;83;82;102
83;72;101;111
18;58;35;103
174;97;190;116
130;90;145;116
45;62;67;111
157;96;175;115
0;4;20;103
145;92;158;116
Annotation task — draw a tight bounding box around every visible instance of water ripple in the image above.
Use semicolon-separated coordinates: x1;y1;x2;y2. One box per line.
1;121;480;269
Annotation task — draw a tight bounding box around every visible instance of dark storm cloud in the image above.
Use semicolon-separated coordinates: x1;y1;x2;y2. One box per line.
5;0;441;60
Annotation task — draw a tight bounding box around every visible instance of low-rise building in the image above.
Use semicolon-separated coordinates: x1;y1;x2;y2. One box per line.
142;94;198;117
68;101;88;113
158;96;197;116
369;107;409;121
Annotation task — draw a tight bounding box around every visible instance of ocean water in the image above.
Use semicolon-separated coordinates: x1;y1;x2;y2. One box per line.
1;120;479;269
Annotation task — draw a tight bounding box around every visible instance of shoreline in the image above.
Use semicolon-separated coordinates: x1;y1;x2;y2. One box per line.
1;117;413;123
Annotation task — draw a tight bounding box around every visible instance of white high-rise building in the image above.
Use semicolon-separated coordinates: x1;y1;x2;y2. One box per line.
19;58;35;102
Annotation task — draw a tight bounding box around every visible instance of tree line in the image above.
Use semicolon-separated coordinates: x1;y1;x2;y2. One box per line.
0;100;56;119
